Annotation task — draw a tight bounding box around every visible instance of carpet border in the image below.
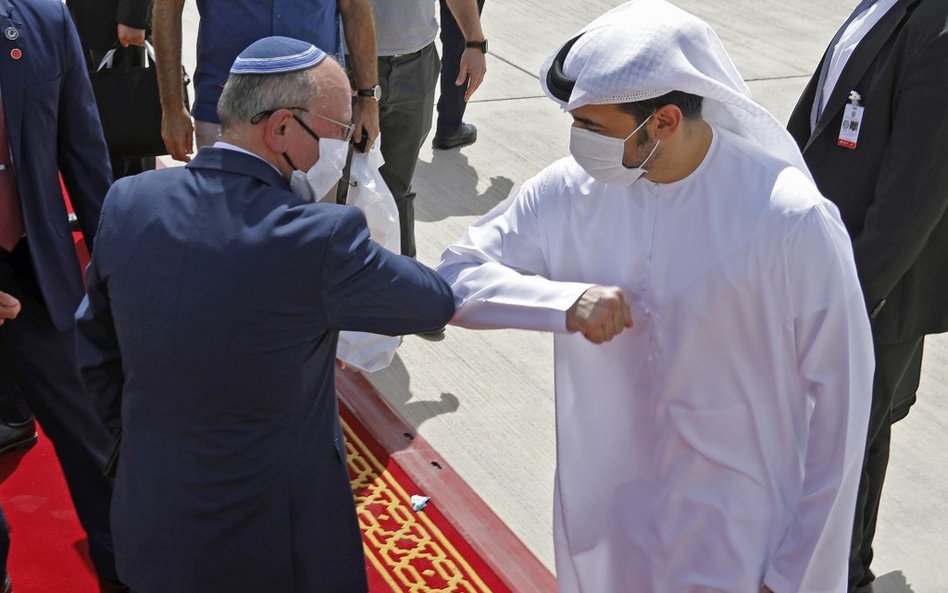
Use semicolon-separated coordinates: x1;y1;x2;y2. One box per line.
336;366;557;593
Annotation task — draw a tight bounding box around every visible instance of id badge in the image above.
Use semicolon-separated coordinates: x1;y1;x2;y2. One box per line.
838;103;864;149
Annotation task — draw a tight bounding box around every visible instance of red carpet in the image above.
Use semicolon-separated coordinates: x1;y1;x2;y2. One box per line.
0;404;514;593
0;426;98;592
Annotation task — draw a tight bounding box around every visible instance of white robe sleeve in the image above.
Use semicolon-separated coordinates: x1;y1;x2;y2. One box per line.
436;173;594;333
764;201;874;593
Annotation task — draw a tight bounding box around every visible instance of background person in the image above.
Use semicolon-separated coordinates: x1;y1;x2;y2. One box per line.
0;0;121;590
153;0;379;161
431;0;486;150
68;0;155;178
787;1;948;591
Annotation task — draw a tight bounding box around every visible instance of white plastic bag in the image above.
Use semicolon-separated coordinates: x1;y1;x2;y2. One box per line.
336;140;402;372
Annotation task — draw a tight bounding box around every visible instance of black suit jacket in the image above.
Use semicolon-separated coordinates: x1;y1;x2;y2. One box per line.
67;0;150;52
787;0;948;344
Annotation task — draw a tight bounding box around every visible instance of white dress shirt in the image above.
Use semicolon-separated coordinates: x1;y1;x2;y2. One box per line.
814;0;900;129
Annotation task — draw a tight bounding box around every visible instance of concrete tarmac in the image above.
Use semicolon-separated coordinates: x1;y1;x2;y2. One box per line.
174;2;947;591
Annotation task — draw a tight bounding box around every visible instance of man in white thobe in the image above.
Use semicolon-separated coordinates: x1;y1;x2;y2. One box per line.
436;2;874;592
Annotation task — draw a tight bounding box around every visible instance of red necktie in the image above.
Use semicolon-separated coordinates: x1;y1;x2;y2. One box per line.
0;91;24;253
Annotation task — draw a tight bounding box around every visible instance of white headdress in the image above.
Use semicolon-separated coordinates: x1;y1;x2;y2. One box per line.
539;0;811;177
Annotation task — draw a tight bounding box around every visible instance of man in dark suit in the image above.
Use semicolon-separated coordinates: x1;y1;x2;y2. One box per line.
0;0;122;590
787;1;948;591
75;36;455;593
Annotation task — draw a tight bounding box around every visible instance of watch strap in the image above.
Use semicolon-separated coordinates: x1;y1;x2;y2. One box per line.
465;39;488;53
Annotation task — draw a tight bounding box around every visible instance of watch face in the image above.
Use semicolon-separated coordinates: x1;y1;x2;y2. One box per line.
359;85;381;100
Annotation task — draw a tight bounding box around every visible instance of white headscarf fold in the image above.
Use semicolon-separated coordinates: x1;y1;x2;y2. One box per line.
539;0;811;177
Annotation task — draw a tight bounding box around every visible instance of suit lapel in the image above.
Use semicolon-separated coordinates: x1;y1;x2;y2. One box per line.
0;0;26;167
807;0;917;150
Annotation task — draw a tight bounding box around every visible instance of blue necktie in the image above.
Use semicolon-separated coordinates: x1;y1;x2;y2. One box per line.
812;0;879;124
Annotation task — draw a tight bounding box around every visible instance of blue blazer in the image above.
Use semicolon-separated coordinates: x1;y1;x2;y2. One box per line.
0;0;111;331
75;147;455;593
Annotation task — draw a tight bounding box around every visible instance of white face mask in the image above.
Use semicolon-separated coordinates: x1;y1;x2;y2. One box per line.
288;137;350;202
569;113;660;185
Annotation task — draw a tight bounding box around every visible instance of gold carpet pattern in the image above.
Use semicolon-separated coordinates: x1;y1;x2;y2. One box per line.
344;417;499;593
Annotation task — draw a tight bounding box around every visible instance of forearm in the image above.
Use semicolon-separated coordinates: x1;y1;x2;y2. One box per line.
339;0;377;89
75;242;125;433
445;0;485;41
152;0;186;111
438;260;592;332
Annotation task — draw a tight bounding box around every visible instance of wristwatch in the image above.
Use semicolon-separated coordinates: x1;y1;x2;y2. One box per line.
356;84;382;101
465;39;488;53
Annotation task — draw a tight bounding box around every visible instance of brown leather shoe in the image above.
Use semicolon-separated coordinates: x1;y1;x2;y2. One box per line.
0;418;37;456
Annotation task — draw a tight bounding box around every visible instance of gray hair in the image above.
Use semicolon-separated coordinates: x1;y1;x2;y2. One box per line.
217;68;321;130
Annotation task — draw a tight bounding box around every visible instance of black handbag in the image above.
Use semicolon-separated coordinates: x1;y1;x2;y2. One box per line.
90;41;191;159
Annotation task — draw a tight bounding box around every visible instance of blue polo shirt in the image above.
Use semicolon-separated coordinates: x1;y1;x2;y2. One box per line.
193;0;341;124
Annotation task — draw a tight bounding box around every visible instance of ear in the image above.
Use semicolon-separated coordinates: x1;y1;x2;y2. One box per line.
651;104;683;141
262;109;294;154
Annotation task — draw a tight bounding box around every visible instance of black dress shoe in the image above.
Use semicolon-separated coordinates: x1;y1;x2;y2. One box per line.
415;326;446;341
0;418;37;456
1;574;11;593
432;123;477;150
99;577;130;593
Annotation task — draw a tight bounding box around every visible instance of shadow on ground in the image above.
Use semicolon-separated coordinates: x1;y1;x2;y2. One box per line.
414;148;513;223
873;571;915;593
364;353;460;453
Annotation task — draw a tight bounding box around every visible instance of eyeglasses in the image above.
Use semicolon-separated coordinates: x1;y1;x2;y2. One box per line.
250;106;355;142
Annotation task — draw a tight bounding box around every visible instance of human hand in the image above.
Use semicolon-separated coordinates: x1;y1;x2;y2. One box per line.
457;48;486;102
162;106;194;162
117;24;146;47
0;291;21;325
761;587;774;593
352;98;379;151
565;285;633;344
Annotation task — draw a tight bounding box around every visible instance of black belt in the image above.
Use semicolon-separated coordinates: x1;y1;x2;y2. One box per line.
378;43;431;62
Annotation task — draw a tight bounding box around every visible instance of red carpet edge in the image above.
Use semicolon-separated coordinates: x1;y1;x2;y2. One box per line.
335;366;557;593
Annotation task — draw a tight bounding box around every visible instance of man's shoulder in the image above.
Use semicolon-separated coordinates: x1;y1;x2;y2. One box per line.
908;0;948;38
703;129;832;231
8;0;67;27
103;168;190;216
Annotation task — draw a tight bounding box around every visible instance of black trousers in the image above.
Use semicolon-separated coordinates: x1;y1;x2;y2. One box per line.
848;336;924;592
436;0;486;137
0;241;118;582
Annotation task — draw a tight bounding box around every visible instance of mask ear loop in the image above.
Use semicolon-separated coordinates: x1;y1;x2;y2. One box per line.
546;33;584;103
